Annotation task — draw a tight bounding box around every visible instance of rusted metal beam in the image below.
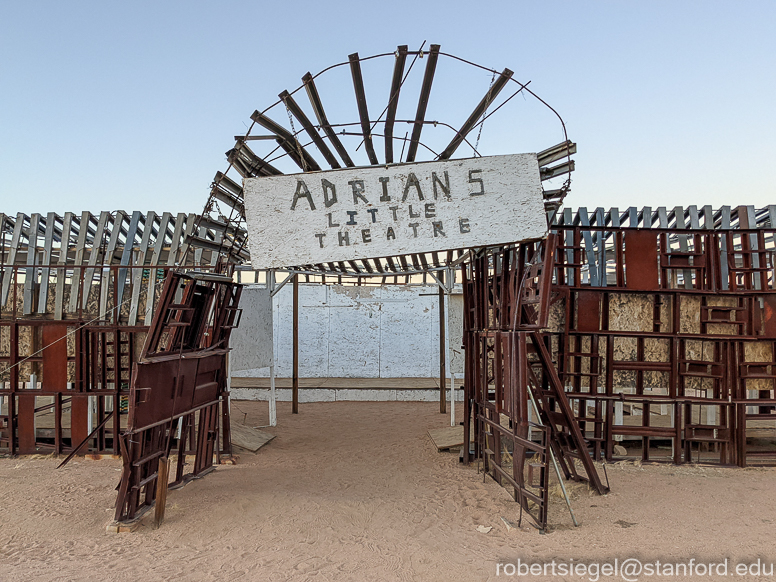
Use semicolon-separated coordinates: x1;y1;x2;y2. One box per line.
405;44;440;163
250;110;321;172
384;45;408;164
227;141;282;177
279;90;341;170
302;73;355;167
348;53;379;165
438;67;513;160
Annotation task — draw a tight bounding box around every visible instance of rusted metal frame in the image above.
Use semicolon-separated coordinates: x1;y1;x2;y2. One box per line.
405;44;440;163
526;332;609;493
279;90;340;169
478;397;551;530
438;67;514;160
140;271;181;358
113;273;241;521
302;73;355;167
384;45;408;164
348;53;380;165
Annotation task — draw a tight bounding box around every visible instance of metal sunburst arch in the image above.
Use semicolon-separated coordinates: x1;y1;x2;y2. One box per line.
185;43;576;278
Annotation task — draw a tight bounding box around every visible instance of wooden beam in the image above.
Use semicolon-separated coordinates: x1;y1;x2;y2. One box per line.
250;110;321;172
279;90;340;169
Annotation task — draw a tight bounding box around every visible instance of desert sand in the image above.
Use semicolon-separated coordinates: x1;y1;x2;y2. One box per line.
1;401;774;581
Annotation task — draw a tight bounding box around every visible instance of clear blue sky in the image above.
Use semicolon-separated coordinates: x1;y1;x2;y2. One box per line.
1;1;774;215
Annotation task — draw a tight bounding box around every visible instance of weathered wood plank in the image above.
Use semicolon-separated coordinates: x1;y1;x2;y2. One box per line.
98;211;126;320
145;212;171;325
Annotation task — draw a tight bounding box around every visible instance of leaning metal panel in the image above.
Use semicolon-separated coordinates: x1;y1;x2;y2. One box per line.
114;270;242;522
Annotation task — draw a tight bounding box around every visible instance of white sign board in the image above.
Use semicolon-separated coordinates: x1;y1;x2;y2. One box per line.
228;286;273;372
244;153;547;269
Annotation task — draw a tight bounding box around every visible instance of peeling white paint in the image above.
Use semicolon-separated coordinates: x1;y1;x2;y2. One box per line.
245;154;547;269
231;284;463;380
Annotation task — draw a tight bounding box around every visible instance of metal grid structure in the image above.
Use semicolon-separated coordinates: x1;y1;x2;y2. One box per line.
459;205;776;528
461;234;609;532
549;204;776;466
0;211;221;456
2;44;580;526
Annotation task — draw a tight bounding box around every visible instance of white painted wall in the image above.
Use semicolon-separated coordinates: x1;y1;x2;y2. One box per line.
231;283;464;379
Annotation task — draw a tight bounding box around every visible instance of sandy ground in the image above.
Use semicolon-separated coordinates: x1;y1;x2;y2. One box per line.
1;401;775;582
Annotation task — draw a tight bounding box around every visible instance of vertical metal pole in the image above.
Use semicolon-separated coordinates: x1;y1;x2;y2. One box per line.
439;283;446;414
154;456;170;528
269;361;277;426
450;376;455;427
292;274;299;414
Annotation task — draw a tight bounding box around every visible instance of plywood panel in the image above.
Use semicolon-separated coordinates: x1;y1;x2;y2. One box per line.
229;286;273;372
